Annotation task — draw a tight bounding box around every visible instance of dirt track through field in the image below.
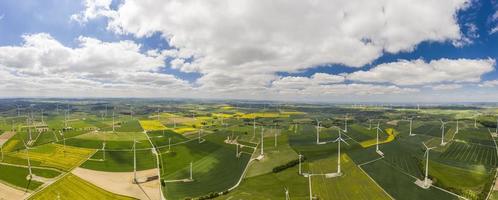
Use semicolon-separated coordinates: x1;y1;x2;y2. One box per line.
72;167;161;200
0;132;16;145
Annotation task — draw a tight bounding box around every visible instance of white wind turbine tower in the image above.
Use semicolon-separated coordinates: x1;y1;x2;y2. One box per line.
260;126;265;156
298;154;303;175
21;139;33;180
326;129;349;178
408;118;415;136
26;118;32;143
112;111;115;132
188;161;194;181
253;118;256;139
133;139;138;183
343;115;348;133
456;119;459;134
284;187;290;200
375;122;384;156
101;141;106;161
415;142;435;189
315;119;322;144
274;125;278;147
440;120;448;146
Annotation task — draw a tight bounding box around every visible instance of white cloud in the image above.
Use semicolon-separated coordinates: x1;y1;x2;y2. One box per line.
0;33;192;97
348;58;495;86
75;0;470;90
478;80;498;87
71;0;116;23
431;84;462;90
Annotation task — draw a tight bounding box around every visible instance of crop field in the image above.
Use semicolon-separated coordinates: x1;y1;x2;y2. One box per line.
359;128;397;148
29;173;134;200
114;120;143;132
437;141;497;167
161;133;251;199
246;134;298;177
9;143;96;171
428;160;493;199
0;164;60;191
139;120;167;131
81;149;157;172
361;160;457;200
220;165;309;199
3;100;498;200
309;154;390;200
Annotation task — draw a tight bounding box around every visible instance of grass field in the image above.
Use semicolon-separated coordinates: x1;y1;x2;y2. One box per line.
8;143;95;171
309;154;390;200
115;120;143;132
29;173;135;200
139;120;167;131
0;164;60;191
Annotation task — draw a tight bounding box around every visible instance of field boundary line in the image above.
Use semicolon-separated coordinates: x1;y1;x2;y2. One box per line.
0;162;64;173
350;156;394;200
26;150;98;199
143;131;164;200
228;142;257;192
485;131;498;200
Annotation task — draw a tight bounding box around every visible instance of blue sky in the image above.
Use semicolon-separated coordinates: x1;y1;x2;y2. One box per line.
0;0;498;102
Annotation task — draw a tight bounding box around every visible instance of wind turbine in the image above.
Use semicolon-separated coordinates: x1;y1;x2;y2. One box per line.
274;127;278;147
112;111;115;132
236;143;239;158
260;126;265;156
315;119;321;144
21;139;33;180
455;119;459;134
101;142;106;161
440;120;447;146
474;116;478;128
327;129;349;178
416;142;435;189
133;139;138;183
253;118;256;139
343;115;348;133
375;122;384;156
298;154;303;175
189;161;193;181
284;187;290;200
60;130;66;156
41;109;44;124
408;118;415;136
26;118;32;143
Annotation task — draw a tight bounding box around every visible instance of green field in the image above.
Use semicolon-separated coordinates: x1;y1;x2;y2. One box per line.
0;164;60;191
161;133;251;199
7;143;95;171
81;149;157;172
29;173;135;200
309;154;390;200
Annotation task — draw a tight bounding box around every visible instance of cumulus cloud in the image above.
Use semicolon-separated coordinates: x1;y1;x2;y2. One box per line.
0;33;191;97
75;0;470;89
478;80;498;87
431;84;463;90
348;58;495;86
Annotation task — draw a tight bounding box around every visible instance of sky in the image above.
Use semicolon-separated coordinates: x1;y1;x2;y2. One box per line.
1;0;498;103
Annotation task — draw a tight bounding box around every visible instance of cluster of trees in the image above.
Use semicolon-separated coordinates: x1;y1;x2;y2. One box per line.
272;156;306;173
184;190;230;200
